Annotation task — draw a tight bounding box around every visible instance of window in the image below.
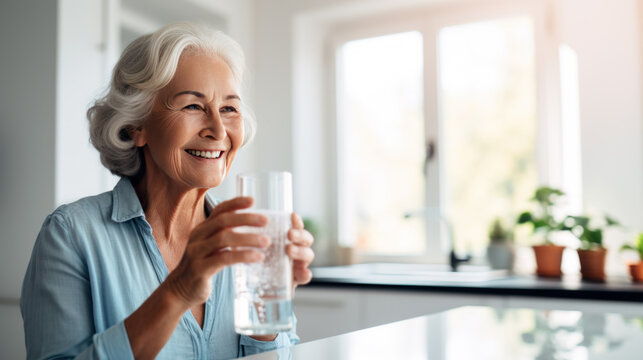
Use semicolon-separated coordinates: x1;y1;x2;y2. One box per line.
336;32;425;255
437;17;538;254
320;1;565;263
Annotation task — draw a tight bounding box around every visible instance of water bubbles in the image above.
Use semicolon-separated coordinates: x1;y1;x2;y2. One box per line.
234;210;294;334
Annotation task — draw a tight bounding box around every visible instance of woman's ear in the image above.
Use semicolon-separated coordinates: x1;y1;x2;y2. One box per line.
130;126;147;147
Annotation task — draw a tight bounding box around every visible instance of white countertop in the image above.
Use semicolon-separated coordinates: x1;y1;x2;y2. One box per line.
240;305;643;359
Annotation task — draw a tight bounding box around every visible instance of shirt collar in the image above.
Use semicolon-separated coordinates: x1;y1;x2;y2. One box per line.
111;177;146;223
111;177;220;222
204;191;219;216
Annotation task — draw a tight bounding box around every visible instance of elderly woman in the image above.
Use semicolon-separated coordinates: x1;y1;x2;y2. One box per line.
21;22;314;359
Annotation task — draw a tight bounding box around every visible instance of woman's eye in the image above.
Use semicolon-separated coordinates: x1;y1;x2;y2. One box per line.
220;106;238;113
184;104;202;111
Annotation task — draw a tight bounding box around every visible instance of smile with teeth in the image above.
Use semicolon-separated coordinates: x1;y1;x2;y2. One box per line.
186;149;223;159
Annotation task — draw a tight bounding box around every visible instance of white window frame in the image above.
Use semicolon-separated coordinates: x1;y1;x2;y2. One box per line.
293;0;563;265
329;15;434;263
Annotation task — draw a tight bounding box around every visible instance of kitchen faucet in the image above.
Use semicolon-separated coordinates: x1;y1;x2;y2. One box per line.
449;248;472;272
403;207;472;271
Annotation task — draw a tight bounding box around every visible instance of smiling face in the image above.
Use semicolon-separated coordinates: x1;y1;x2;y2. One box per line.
132;52;244;190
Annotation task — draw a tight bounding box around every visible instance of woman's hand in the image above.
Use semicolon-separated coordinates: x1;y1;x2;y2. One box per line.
243;212;317;343
287;213;315;290
164;197;269;307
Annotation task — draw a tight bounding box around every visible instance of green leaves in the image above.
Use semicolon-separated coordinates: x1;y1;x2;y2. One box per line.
621;244;636;251
532;187;564;206
620;233;643;260
303;217;322;240
605;215;620;227
517;186;621;250
563;214;620;250
532;219;552;231
488;218;514;243
581;228;603;249
517;212;533;224
516;212;555;233
516;187;567;244
568;216;590;228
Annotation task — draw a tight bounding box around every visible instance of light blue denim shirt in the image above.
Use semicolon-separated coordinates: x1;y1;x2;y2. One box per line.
21;177;299;360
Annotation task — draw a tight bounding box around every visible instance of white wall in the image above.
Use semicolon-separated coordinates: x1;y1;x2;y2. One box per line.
0;1;58;357
0;0;58;300
559;0;642;270
56;0;119;206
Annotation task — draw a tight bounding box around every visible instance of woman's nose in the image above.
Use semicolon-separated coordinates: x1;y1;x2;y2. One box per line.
200;110;226;140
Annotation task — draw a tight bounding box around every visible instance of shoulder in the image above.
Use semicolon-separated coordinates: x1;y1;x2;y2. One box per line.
37;191;115;252
30;192;114;273
51;191;113;227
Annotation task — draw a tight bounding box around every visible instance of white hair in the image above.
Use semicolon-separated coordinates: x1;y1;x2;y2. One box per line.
88;22;255;177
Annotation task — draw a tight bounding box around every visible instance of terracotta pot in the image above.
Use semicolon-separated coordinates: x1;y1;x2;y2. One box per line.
336;246;357;266
577;248;607;282
628;262;643;282
532;245;565;278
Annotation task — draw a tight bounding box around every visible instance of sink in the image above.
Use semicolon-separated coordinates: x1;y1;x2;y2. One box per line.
312;263;509;283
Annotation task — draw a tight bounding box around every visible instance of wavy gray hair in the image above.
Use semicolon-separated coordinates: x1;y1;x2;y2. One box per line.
88;22;256;177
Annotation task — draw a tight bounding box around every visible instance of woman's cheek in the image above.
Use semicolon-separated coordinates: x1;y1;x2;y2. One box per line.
228;117;244;142
225;118;244;170
225;147;237;174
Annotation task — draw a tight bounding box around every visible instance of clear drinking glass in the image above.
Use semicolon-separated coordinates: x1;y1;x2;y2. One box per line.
233;171;293;335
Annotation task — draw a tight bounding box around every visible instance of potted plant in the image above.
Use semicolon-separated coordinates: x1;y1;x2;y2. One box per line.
486;218;515;270
517;186;566;277
562;215;620;282
620;232;643;282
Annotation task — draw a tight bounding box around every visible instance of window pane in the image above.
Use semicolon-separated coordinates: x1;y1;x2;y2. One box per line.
438;17;537;254
337;31;425;255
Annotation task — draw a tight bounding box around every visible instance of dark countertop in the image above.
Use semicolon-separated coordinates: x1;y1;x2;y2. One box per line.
241;305;643;359
308;263;643;301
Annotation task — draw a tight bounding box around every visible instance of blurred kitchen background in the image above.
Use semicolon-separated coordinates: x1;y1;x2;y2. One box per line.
1;0;642;357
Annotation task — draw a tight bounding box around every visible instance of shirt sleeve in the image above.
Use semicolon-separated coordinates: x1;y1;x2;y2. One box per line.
20;212;135;360
237;315;300;357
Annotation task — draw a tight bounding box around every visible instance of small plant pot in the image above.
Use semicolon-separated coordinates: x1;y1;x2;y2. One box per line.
628;262;643;282
336;246;357;266
487;243;515;270
532;245;565;278
577;248;607;282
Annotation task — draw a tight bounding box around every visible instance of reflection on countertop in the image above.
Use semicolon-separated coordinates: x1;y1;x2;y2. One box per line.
241;306;643;360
